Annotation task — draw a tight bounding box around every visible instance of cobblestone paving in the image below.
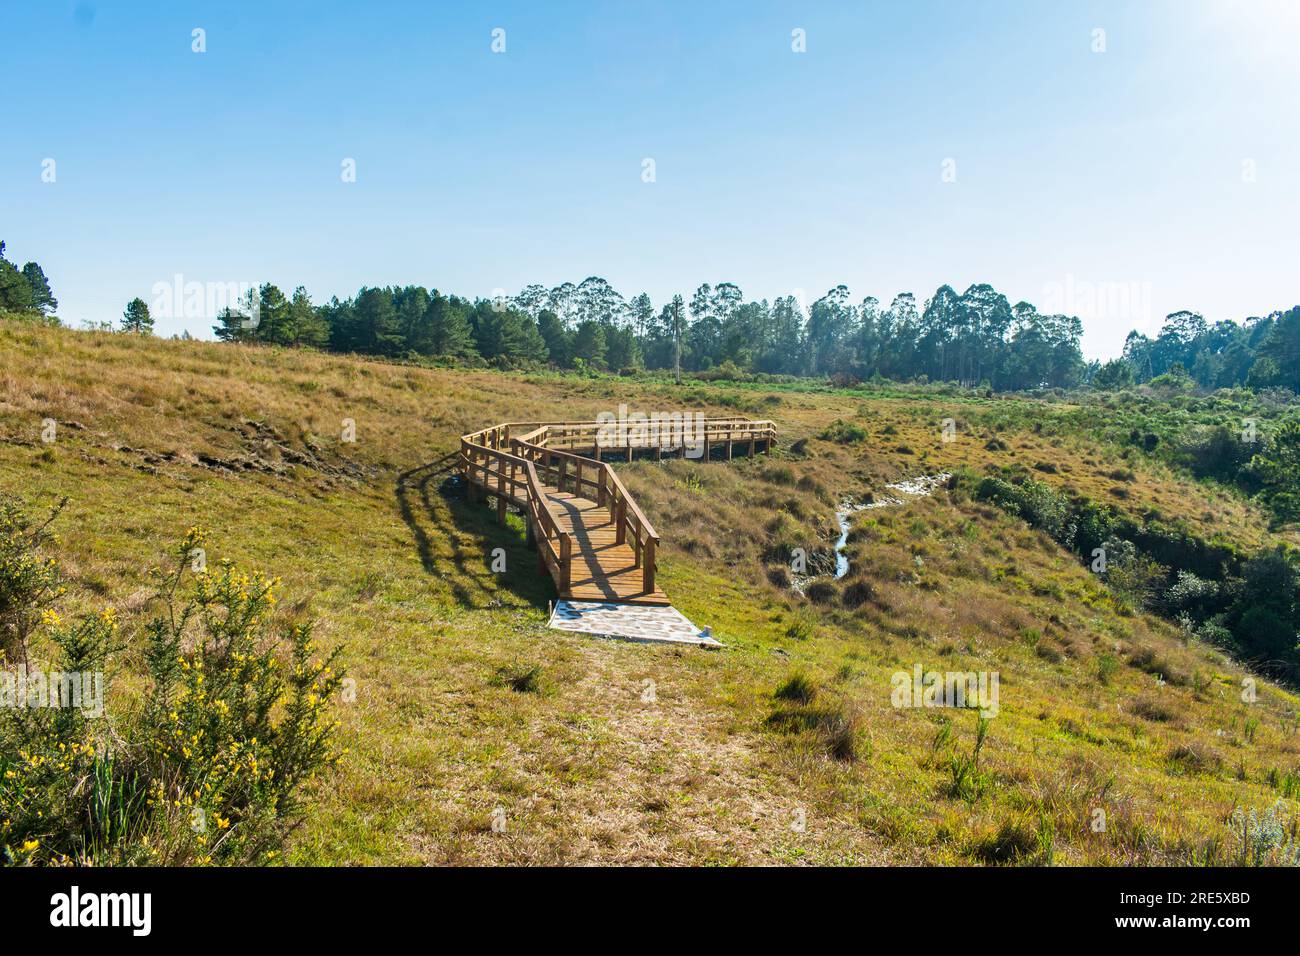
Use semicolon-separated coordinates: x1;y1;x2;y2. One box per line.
549;600;721;647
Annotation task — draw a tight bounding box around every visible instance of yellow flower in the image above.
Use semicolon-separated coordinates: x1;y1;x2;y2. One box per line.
21;839;39;852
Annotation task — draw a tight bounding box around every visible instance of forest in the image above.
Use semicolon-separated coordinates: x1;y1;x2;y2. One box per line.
1;240;1296;394
210;276;1298;395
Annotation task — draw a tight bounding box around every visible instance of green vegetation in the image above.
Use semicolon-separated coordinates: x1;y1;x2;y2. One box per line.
0;241;57;324
0;504;344;864
3;320;1299;866
965;469;1300;681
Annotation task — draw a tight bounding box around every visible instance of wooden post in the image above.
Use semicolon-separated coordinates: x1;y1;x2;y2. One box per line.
558;458;567;494
496;458;506;522
560;534;572;591
598;468;607;508
749;437;755;457
615;499;626;544
643;538;656;594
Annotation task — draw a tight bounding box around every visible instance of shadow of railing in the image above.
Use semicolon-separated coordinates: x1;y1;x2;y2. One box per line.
394;451;554;611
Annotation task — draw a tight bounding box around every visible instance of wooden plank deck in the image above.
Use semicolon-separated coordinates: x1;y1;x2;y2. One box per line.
543;490;669;605
459;418;775;608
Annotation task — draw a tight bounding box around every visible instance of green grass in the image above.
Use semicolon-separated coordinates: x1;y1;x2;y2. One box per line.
4;320;1300;865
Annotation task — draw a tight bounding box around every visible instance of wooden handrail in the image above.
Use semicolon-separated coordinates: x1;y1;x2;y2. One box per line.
459;416;774;601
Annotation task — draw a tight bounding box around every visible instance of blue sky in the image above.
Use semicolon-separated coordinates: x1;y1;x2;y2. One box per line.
2;0;1297;357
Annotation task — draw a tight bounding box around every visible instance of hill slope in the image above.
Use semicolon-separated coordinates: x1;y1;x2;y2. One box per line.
3;322;1298;865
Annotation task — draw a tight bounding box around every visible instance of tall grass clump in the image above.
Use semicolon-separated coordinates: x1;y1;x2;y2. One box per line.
774;671;816;704
947;714;993;802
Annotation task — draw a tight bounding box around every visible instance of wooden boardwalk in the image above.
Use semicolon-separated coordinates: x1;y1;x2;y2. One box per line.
459;418;775;605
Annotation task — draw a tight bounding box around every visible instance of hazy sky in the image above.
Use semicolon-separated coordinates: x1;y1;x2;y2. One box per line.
2;0;1297;357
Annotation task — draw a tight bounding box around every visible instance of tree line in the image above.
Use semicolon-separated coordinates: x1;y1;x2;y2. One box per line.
207;276;1297;394
1104;308;1300;393
205;276;1095;389
3;235;1294;395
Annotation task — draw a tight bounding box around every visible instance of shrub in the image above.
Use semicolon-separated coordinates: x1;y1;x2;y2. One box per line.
784;608;816;641
973;477;1074;544
0;495;67;666
841;578;877;608
1103;542;1168;612
0;516;345;866
805;580;838;605
974;818;1039;864
774;672;816;704
1164;570;1220;619
495;662;544;694
766;699;863;762
818;419;868;444
1179;425;1253;481
1228;801;1300;866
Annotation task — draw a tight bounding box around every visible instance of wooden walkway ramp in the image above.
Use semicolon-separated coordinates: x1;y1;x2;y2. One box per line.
459;418;775;606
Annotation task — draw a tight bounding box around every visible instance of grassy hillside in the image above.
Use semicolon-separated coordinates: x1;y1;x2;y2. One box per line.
3;321;1298;865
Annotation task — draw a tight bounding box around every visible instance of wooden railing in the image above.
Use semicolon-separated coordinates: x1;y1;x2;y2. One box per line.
504;417;777;460
510;435;661;594
458;417;775;600
459;427;572;591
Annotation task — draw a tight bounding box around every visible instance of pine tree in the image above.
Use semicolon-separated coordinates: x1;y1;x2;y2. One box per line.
426;292;477;359
572;320;607;368
20;263;57;315
212;288;258;341
0;241;35;313
1260;307;1300;391
353;287;402;355
537;309;572;366
121;297;154;334
256;283;290;344
288;286;329;347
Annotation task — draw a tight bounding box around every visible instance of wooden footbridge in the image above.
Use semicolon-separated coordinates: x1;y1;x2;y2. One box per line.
459;418;776;605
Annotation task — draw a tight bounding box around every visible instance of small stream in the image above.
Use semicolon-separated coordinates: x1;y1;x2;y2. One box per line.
831;473;951;580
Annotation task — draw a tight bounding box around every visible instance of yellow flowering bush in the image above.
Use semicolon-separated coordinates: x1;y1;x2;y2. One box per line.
136;528;346;863
1;509;345;866
0;495;66;666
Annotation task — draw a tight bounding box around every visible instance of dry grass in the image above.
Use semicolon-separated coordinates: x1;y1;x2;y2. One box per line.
3;321;1299;865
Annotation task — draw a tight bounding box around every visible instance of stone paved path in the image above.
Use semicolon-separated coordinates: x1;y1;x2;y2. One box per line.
549;600;721;647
